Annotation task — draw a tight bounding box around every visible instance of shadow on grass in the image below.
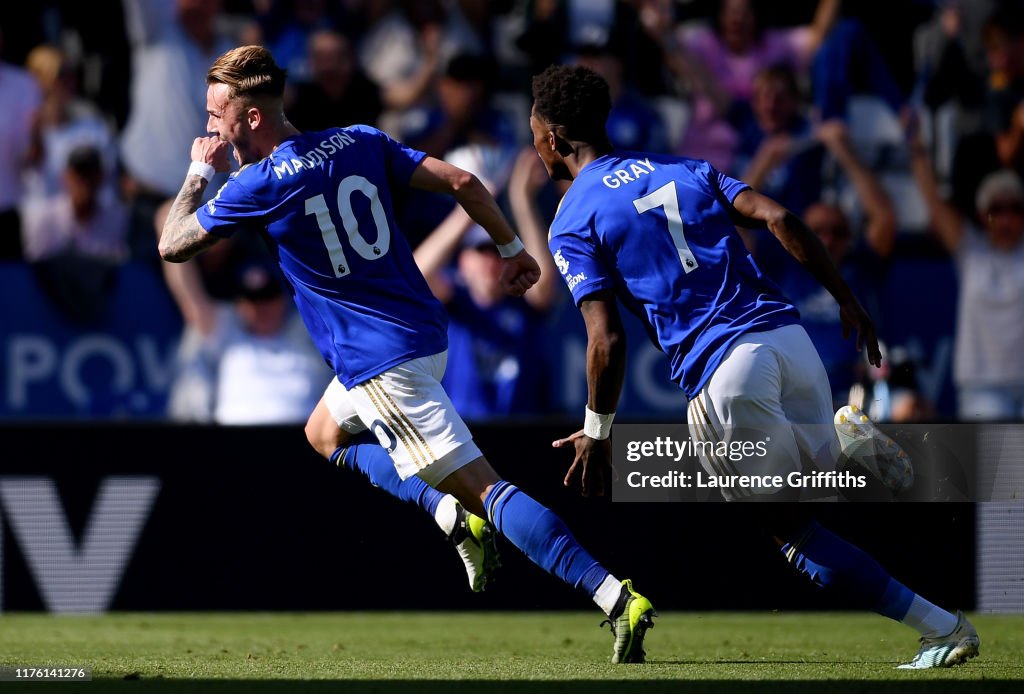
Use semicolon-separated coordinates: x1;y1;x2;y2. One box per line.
25;680;1024;693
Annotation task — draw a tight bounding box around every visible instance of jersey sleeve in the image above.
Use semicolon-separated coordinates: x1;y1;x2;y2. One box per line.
706;162;751;205
351;125;427;185
194;173;264;238
548;226;614;306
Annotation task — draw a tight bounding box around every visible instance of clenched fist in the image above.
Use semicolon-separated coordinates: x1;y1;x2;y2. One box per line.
191;137;233;173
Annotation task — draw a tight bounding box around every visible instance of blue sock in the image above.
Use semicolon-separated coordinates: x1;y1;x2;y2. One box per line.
781;522;915;620
331;432;443;517
483;480;609;595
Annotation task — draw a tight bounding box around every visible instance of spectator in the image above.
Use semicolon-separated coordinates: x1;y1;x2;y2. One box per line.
403;53;517;159
259;0;339;82
413;145;558;419
389;51;519;247
357;0;445;116
676;0;841;106
118;0;237;263
516;0;669;98
735;64;824;215
910;131;1024;421
443;0;502;64
21;145;128;323
848;343;936;423
808;10;908;123
160;242;332;426
21;145;128;264
24;44;118;204
930;3;1024;218
985;5;1024;170
44;2;134;131
671;0;841;162
910;1;994;206
746;120;897;405
637;0;737;169
0;27;43;260
285;28;383;132
914;0;996;150
672;0;907;168
572;42;668;153
702;0;904;121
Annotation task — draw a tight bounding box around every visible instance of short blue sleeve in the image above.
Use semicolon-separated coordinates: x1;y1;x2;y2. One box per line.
351;125;426;185
706;162;750;205
195;174;264;238
548;228;614;306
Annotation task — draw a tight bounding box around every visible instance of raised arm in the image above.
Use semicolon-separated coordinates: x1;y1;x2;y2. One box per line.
637;0;732;118
122;0;174;46
552;290;627;497
158;137;232;263
907;132;964;253
816;120;897;257
507;148;559;311
996;103;1024;170
730;188;883;366
740;134;797;193
409;156;540;297
155;199;218;336
412;205;476;303
805;0;842;57
378;24;441;111
661;39;732;118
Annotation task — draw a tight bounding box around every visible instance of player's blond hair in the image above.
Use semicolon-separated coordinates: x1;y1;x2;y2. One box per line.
207;45;287;101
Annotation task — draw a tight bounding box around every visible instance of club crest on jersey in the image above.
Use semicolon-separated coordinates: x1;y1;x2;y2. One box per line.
601;158;656;189
207;181;228;214
554;249;570;276
554;248;587;289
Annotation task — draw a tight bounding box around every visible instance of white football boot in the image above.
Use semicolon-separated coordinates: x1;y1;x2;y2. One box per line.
898;611;980;669
834;405;914;493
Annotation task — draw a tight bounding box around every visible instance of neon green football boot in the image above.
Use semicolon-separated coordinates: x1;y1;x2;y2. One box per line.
449;502;501;592
603;579;656;663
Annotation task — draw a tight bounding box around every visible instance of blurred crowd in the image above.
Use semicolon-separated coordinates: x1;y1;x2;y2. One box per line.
2;0;1024;423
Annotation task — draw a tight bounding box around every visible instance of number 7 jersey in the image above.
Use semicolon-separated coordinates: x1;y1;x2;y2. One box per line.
195;125;448;388
548;152;799;400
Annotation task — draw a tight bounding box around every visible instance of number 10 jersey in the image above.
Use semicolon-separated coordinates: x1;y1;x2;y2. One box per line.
195;125;447;388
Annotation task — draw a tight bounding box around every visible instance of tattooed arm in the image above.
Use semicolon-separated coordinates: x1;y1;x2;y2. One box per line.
158;137;232;263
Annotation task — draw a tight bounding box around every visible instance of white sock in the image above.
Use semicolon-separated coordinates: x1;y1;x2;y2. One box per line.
434;495;458;537
593;573;623;616
901;595;959;638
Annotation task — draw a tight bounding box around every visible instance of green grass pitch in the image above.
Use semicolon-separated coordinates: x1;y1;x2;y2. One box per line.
0;612;1021;692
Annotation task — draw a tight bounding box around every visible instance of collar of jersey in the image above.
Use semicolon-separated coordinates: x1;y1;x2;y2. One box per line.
577;153;617;178
272;134;303;155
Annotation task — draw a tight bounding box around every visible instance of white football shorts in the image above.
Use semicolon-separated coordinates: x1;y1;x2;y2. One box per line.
686;324;839;500
322;351;483;486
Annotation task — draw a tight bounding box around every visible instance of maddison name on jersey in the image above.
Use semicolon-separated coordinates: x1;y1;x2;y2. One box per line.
195;125;448;388
270;131;356;180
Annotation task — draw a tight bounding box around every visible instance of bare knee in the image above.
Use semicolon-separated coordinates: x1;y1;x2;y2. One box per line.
305;402;348;460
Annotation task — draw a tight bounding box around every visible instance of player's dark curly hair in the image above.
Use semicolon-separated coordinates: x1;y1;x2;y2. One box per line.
531;65;611;145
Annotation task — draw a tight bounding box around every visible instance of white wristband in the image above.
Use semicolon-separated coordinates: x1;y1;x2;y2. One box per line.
583;406;615;440
187;161;216;182
497;236;525;258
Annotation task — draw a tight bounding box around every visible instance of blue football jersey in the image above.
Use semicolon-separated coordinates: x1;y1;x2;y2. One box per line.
548;152;799;400
195;125;448;387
